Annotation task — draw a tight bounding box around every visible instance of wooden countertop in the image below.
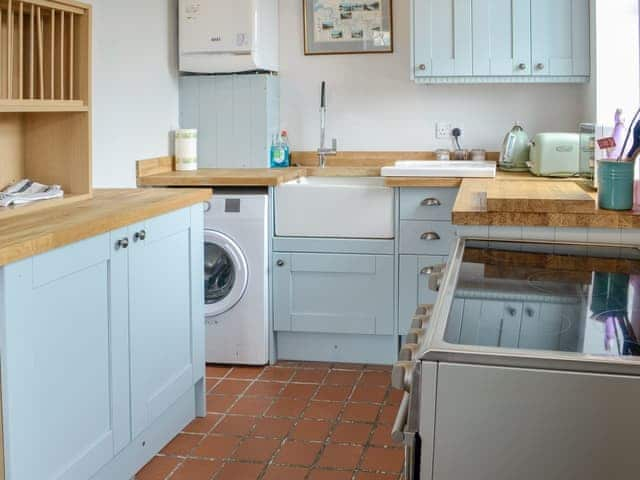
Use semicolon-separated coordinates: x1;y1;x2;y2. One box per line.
137;168;308;187
0;188;212;267
453;177;640;229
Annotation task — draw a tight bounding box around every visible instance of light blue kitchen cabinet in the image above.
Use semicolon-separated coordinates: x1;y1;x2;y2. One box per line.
413;0;473;78
531;0;590;77
0;206;205;480
412;0;590;83
399;255;448;334
472;0;532;76
273;253;395;336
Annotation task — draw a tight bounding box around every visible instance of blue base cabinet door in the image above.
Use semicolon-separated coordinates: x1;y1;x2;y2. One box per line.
1;235;129;480
273;253;395;336
129;209;196;438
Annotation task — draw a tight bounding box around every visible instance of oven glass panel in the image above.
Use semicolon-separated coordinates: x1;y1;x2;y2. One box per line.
444;241;640;358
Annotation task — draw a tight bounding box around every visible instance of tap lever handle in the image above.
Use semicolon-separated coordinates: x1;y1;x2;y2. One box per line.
332;138;338;151
321;81;326;108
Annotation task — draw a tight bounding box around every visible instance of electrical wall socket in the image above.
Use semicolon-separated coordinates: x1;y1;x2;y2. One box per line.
436;122;452;139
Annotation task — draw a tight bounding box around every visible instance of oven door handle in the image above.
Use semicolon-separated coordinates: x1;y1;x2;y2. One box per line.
391;392;410;444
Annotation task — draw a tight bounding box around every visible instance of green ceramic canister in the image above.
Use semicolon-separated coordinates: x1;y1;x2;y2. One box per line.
598;161;634;210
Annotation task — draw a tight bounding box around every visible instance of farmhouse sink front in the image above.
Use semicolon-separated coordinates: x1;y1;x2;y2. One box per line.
275;177;394;239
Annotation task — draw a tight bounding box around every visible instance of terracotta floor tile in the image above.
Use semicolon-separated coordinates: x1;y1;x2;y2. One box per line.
206;365;231;378
160;433;203;456
342;403;380;423
330;422;372;445
266;397;308;418
263;465;308;480
356;472;399;480
206;394;237;414
361;447;404;473
191;435;240;459
292;368;329;383
210;380;251;396
136;456;181;480
260;366;295;382
360;371;391;387
303;401;343;421
325;370;361;385
170;458;222;480
233;437;281;462
245;381;285;397
204;378;219;393
364;364;393;372
308;470;354;480
183;414;222;434
274;440;322;467
227;366;265;379
370;424;395;447
229;397;273;416
332;363;365;370
280;383;318;399
290;419;332;442
378;405;398;425
252;417;294;438
386;389;404;406
216;462;265;480
351;385;388;404
317;443;364;470
315;385;352;402
212;415;256;437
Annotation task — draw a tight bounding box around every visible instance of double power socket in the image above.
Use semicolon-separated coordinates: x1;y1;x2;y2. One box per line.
436;122;464;140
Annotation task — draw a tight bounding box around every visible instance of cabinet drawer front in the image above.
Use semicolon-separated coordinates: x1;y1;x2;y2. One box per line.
400;221;457;255
400;188;458;220
273;253;394;335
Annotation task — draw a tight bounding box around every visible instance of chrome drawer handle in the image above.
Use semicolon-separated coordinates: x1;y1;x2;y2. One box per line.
420;232;441;241
116;238;129;250
421;198;441;207
420;264;445;276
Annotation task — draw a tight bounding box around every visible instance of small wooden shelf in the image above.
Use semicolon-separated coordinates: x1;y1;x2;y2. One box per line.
0;98;86;111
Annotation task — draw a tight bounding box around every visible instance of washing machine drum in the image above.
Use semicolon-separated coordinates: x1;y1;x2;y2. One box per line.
204;230;249;317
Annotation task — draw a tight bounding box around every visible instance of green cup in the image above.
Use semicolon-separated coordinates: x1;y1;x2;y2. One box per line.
598;161;634;211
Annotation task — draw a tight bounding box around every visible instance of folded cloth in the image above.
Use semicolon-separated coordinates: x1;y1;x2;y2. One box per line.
0;179;64;207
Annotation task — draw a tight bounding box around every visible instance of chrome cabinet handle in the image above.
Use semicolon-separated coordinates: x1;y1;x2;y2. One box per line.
421;198;442;207
418;64;426;71
518;63;527;71
420;264;445;276
134;230;147;241
420;232;441;241
506;306;517;316
116;238;129;250
536;63;545;70
276;259;285;267
526;307;535;317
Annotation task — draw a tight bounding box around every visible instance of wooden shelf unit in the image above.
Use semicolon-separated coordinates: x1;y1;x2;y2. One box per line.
0;0;91;214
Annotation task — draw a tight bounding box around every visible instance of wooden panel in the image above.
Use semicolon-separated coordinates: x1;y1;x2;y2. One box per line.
138;167;305;187
486;181;596;213
0;112;23;189
0;188;211;266
136;156;174;178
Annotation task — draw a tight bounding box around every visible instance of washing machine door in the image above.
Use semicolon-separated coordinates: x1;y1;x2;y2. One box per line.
204;230;249;318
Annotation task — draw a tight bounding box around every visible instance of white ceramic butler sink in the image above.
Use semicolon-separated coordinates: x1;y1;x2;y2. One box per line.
275;177;394;239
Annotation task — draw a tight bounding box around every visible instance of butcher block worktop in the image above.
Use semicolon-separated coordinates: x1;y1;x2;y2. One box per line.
0;188;211;267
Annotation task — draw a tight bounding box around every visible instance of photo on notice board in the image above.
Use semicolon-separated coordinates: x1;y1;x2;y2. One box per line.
303;0;393;55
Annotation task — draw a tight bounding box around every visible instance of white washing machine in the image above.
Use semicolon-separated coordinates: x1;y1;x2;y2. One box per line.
204;193;269;365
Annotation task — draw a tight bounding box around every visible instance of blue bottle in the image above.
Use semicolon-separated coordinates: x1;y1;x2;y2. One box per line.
270;132;289;168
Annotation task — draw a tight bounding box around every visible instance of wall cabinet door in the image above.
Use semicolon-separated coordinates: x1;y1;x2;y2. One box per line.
531;0;590;76
399;255;447;335
273;253;395;336
129;210;195;438
414;0;473;77
472;0;531;76
2;235;129;480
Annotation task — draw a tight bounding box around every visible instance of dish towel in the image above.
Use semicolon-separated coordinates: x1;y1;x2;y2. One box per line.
0;179;64;207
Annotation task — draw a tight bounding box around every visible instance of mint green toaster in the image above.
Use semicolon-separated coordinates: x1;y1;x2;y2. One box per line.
529;133;581;177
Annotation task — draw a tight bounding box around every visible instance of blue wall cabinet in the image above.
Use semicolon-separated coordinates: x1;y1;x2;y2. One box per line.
413;0;473;78
472;0;532;76
413;0;590;83
531;0;590;77
272;253;395;336
0;207;204;480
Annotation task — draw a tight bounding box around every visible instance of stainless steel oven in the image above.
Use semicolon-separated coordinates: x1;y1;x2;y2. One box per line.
394;238;640;480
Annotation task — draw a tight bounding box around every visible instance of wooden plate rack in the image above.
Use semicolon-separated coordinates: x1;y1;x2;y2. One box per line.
0;0;91;221
0;0;89;111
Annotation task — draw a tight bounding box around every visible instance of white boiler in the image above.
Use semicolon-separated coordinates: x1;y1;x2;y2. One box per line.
179;0;279;74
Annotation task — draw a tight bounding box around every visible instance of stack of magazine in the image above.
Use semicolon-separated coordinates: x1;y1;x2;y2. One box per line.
0;179;64;208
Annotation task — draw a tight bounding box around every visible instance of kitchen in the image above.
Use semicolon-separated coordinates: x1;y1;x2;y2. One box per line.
0;0;639;479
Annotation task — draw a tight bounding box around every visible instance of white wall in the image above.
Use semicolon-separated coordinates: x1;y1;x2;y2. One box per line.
89;0;179;188
280;0;586;152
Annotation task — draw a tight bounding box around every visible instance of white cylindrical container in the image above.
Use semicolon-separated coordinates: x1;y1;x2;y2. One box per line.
175;129;198;171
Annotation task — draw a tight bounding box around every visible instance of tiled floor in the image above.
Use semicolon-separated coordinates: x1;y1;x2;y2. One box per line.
135;362;404;480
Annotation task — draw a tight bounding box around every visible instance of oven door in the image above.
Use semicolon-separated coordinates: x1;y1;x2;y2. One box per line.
392;362;422;480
